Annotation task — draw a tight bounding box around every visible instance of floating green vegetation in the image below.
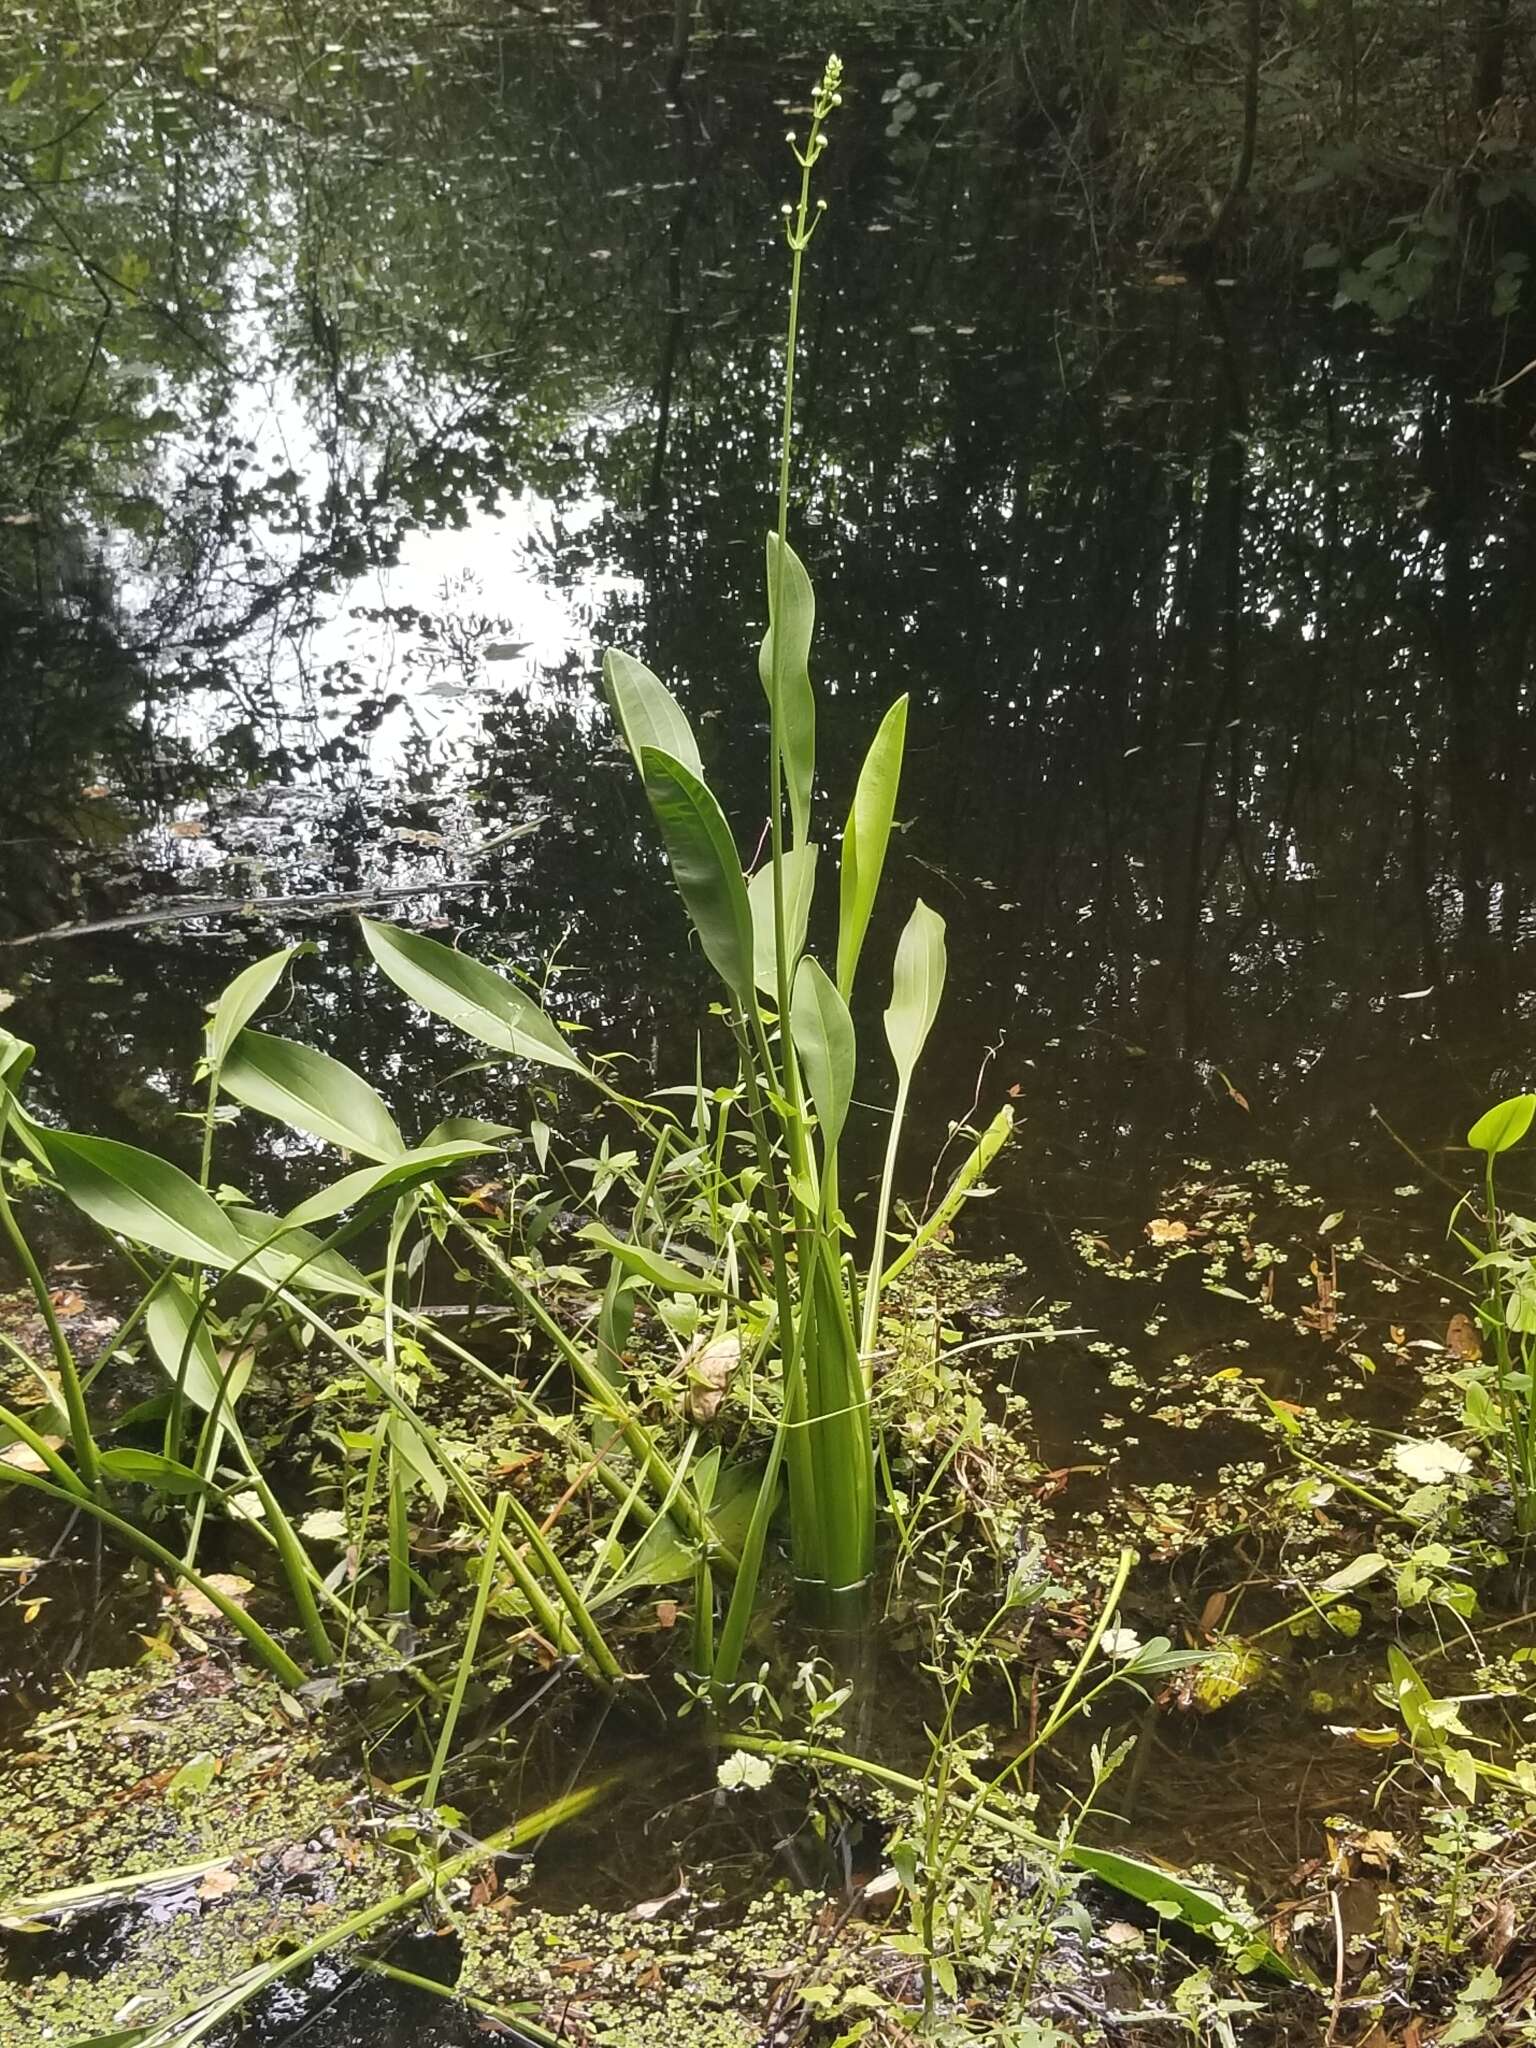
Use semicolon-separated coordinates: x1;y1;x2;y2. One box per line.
0;1659;394;2041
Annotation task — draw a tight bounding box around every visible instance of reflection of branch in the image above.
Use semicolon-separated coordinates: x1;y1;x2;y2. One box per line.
0;0;187;158
32;310;109;498
2;165;228;370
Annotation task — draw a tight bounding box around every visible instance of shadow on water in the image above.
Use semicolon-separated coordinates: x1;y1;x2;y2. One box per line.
2;1;1536;2038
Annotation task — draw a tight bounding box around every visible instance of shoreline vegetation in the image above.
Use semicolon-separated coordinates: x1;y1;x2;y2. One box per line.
1;15;1536;2048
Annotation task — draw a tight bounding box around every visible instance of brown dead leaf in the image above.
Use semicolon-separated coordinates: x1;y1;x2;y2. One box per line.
1198;1590;1228;1635
684;1332;740;1424
48;1288;87;1316
197;1866;241;1901
654;1599;679;1630
1445;1312;1482;1362
174;1573;254;1619
169;818;206;838
1145;1218;1189;1245
0;1436;63;1473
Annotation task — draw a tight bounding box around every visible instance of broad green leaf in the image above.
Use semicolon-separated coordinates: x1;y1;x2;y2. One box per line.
578;1220;724;1296
284;1140;490;1227
221;1031;405;1161
146;1276;251;1415
638;747;755;1005
0;1026;34;1095
748;843;818;998
1467;1094;1536;1155
1317;1551;1389;1594
227;1208;371;1299
204;944;308;1073
39;1127;366;1300
881;1104;1013;1287
597;1459;767;1601
758;533;816;847
1066;1845;1296;1979
420;1116;517;1146
1388;1643;1433;1746
98;1447;212;1497
884;898;947;1085
360;919;588;1078
791;956;856;1155
40;1129;249;1268
389;1411;447;1509
0;1031;46;1165
837;696;908;996
602;648;703;779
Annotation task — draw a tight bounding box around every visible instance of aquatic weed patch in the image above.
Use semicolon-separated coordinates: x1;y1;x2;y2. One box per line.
0;1659;395;2040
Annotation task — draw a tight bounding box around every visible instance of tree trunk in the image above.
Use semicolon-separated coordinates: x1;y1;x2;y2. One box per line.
1210;0;1263;243
1471;0;1510;114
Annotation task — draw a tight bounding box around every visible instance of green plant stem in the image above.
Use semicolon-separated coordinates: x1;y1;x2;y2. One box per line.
359;1958;560;2043
446;1203;735;1570
0;1161;100;1493
500;1485;627;1687
383;1196;415;1617
237;1456;336;1666
860;1070;910;1366
0;1392;92;1496
424;1492;508;1812
0;1464;305;1686
1032;1547;1135;1752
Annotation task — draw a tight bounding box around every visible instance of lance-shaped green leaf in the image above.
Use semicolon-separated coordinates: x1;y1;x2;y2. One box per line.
758;533;816;847
0;1030;46;1164
146;1275;252;1415
389;1411;448;1510
882;1103;1013;1288
204;944;309;1074
284;1141;491;1228
40;1129;250;1268
884;898;947;1083
748;843;818;998
98;1447;214;1497
638;747;755;1006
39;1130;372;1300
0;1026;35;1096
602;648;703;780
791;956;856;1157
1064;1845;1298;1980
838;695;908;996
1468;1094;1536;1156
861;899;949;1359
228;1208;371;1299
579;1220;725;1296
360;919;589;1078
220;1031;406;1161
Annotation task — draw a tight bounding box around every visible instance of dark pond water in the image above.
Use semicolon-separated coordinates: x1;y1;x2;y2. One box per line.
3;3;1536;2040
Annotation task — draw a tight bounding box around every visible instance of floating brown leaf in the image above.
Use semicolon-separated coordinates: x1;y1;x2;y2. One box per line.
174;1573;254;1619
1445;1312;1482;1362
1145;1218;1189;1245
